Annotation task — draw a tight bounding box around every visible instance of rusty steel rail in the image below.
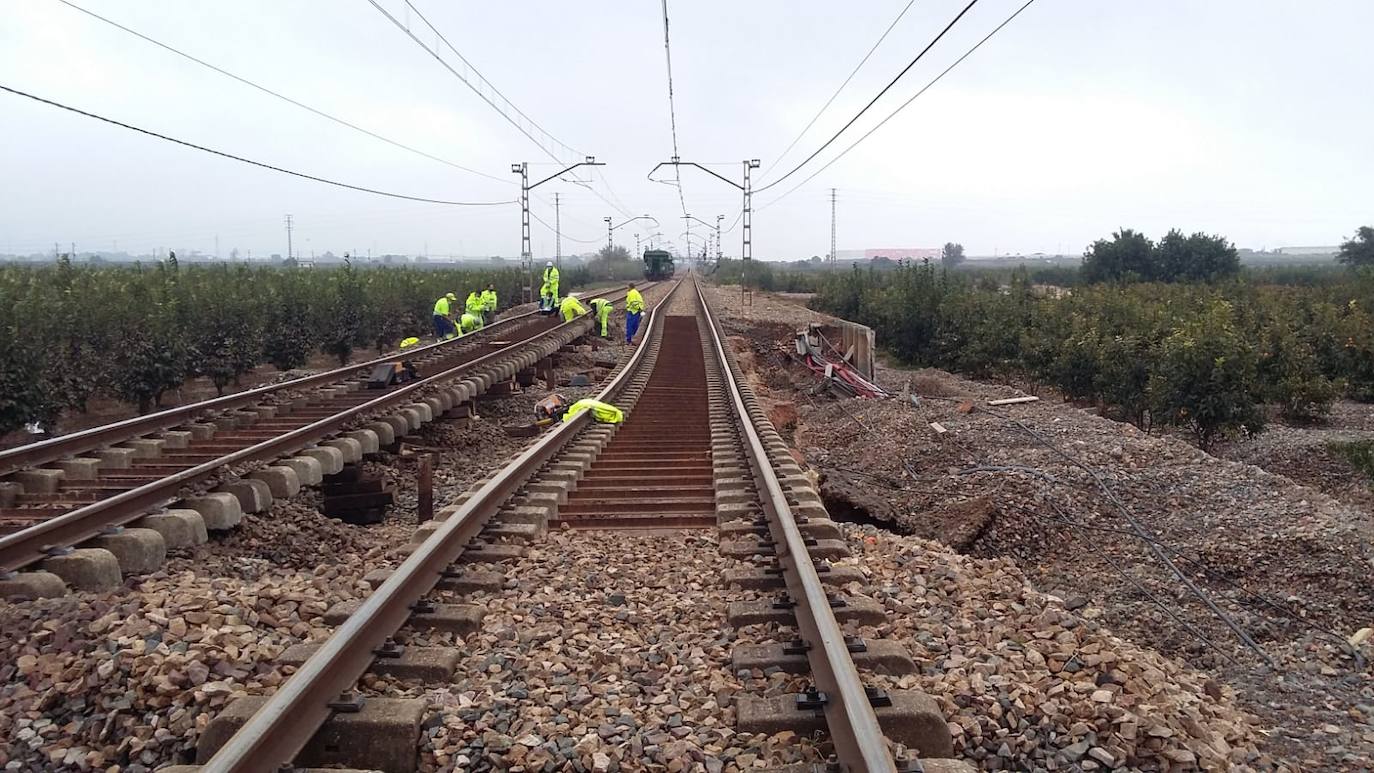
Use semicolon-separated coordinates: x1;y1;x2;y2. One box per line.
0;283;634;477
0;287;642;575
197;279;682;772
696;279;898;771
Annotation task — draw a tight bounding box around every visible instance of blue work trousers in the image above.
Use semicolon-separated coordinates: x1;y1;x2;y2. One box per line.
433;314;454;339
625;311;642;343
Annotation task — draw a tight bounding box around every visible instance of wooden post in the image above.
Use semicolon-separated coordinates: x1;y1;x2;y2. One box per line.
417;454;433;523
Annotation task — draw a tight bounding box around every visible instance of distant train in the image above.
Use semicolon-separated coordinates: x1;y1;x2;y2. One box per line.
642;249;674;280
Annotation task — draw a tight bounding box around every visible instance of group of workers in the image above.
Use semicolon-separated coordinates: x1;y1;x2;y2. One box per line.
417;265;648;426
432;284;498;340
431;260;643;345
554;283;642;344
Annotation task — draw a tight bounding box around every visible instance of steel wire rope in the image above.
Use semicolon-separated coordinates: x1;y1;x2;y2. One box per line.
54;0;513;185
752;342;1248;665
979;403;1275;666
819;395;1244;665
759;0;1037;210
760;0;918;179
789;329;1277;666
832;455;1361;664
753;0;980;194
0;84;516;207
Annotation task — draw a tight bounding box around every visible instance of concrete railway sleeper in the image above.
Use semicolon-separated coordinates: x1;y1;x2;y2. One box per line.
183;279;686;772
176;276;975;773
0;286;650;597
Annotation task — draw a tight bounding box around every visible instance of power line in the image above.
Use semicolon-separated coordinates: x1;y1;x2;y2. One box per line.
530;210;600;244
660;0;689;216
368;0;573;165
755;0;980;194
368;0;635;218
761;0;1037;210
54;0;511;185
0;84;515;207
399;0;579;162
760;0;918;179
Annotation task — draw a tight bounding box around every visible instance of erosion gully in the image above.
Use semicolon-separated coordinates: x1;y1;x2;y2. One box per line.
185;276;970;773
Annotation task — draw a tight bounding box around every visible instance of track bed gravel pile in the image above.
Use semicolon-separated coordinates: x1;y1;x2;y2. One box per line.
0;565;365;770
375;529;826;772
849;522;1272;770
707;285;1374;770
0;386;621;771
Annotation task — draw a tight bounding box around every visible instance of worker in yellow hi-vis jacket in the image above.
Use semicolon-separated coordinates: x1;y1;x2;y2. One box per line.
559;292;588;323
588;297;613;337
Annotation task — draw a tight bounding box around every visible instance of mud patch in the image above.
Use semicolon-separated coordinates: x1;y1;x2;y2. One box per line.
767;401;799;445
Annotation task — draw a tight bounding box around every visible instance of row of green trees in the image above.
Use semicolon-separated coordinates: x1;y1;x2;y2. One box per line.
811;262;1374;447
0;259;553;434
1081;228;1241;283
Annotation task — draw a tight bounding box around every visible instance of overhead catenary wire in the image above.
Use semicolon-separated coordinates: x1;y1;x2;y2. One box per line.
760;0;1037;210
529;210;601;244
754;0;980;194
760;0;918;179
660;0;690;217
0;84;515;207
53;0;512;185
365;0;634;218
367;0;571;165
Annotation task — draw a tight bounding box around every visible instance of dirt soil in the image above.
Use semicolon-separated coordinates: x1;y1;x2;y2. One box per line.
706;285;1374;771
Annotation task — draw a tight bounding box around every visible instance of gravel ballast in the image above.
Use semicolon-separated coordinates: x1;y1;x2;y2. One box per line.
706;284;1374;770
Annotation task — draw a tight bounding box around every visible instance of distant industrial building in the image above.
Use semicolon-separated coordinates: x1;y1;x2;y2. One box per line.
833;248;941;261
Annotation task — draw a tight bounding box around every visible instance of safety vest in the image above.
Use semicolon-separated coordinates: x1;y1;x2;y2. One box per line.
559;296;587;322
543;266;560;287
481;289;497;311
466;292;485;315
433;296;451;316
625;289;644;313
459;313;481;333
590;298;611;316
564;399;624;424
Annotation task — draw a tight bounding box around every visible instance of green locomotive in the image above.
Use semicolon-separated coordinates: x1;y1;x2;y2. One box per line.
642;249;675;280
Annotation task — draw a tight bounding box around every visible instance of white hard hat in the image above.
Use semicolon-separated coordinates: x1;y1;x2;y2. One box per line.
546;260;554;267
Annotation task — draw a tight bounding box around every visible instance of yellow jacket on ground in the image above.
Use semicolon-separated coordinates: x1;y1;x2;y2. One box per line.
559;295;587;322
625;288;645;313
563;398;624;424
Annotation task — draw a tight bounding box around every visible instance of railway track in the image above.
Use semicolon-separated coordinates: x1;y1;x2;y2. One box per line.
183;276;971;773
0;285;647;594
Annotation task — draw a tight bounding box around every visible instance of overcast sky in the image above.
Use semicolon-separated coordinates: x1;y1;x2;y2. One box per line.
2;0;1370;260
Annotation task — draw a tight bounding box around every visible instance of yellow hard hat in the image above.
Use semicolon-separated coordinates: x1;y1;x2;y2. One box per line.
446;292;457;300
